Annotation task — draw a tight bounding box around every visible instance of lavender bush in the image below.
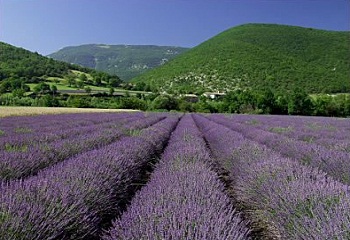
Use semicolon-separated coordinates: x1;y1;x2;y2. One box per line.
208;114;350;185
0;113;165;180
193;114;350;239
231;114;350;152
1;112;348;239
0;115;179;239
103;114;251;240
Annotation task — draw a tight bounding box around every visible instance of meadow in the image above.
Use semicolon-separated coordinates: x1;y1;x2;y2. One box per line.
0;111;349;239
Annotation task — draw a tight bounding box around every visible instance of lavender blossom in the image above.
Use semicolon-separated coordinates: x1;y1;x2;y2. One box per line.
104;114;251;240
0;115;179;239
194;114;350;239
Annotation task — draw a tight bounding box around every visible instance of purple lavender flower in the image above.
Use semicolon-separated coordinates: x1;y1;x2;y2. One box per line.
194;114;350;239
104;114;251;240
0;114;179;239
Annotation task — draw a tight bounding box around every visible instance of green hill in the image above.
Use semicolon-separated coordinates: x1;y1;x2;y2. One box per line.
48;44;189;81
0;42;81;80
0;42;121;94
132;24;350;94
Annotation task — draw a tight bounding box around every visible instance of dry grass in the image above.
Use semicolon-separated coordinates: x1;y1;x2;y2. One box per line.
0;106;138;118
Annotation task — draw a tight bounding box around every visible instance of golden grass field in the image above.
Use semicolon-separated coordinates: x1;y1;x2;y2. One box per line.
0;106;138;117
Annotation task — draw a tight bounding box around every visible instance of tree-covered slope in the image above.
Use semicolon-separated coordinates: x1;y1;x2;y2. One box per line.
48;44;189;81
132;24;350;94
0;42;115;80
0;42;121;94
0;42;79;80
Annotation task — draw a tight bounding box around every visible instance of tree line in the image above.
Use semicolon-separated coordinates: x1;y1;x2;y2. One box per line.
1;87;349;117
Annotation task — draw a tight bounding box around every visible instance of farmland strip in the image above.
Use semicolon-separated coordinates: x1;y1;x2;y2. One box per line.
0;112;124;137
231;114;350;141
231;114;350;152
193;114;350;239
0;112;142;149
0;113;163;181
208;114;350;185
103;114;251;240
0;115;179;239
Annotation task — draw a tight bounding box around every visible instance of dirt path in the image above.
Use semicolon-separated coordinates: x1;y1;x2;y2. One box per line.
0;106;138;117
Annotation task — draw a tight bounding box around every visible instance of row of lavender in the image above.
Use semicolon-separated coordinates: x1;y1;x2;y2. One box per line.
103;114;251;239
231;114;350;152
208;114;350;185
0;112;149;151
0;114;179;239
0;113;122;137
193;114;350;239
0;112;162;180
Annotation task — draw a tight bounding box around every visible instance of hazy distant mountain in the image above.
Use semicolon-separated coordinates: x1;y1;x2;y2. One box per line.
48;44;189;81
132;24;350;94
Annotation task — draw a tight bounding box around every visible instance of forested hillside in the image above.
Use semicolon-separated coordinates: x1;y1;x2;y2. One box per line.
0;42;78;80
132;24;350;94
0;42;121;95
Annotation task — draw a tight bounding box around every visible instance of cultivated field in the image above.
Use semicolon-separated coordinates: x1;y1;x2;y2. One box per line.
0;106;137;117
0;112;349;239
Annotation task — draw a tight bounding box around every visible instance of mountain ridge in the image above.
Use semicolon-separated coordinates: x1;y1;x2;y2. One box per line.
48;44;189;81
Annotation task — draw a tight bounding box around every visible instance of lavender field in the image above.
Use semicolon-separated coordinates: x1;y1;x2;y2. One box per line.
0;112;349;239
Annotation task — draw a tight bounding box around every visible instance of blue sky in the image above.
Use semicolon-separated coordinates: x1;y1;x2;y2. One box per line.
1;0;349;55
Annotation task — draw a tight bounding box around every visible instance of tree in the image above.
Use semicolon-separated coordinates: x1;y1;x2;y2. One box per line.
178;99;194;112
79;74;87;82
93;75;102;86
144;84;152;92
193;100;213;113
119;97;148;110
12;88;26;98
151;95;178;111
0;81;11;94
109;87;115;96
0;72;7;81
33;82;50;95
84;86;92;94
334;94;350;117
108;77;119;87
287;87;313;115
22;84;30;92
313;95;332;116
66;96;90;108
275;94;289;114
10;78;24;90
51;85;58;96
221;91;242;113
134;82;146;91
39;95;59;107
256;88;276;114
66;75;76;87
76;80;84;89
